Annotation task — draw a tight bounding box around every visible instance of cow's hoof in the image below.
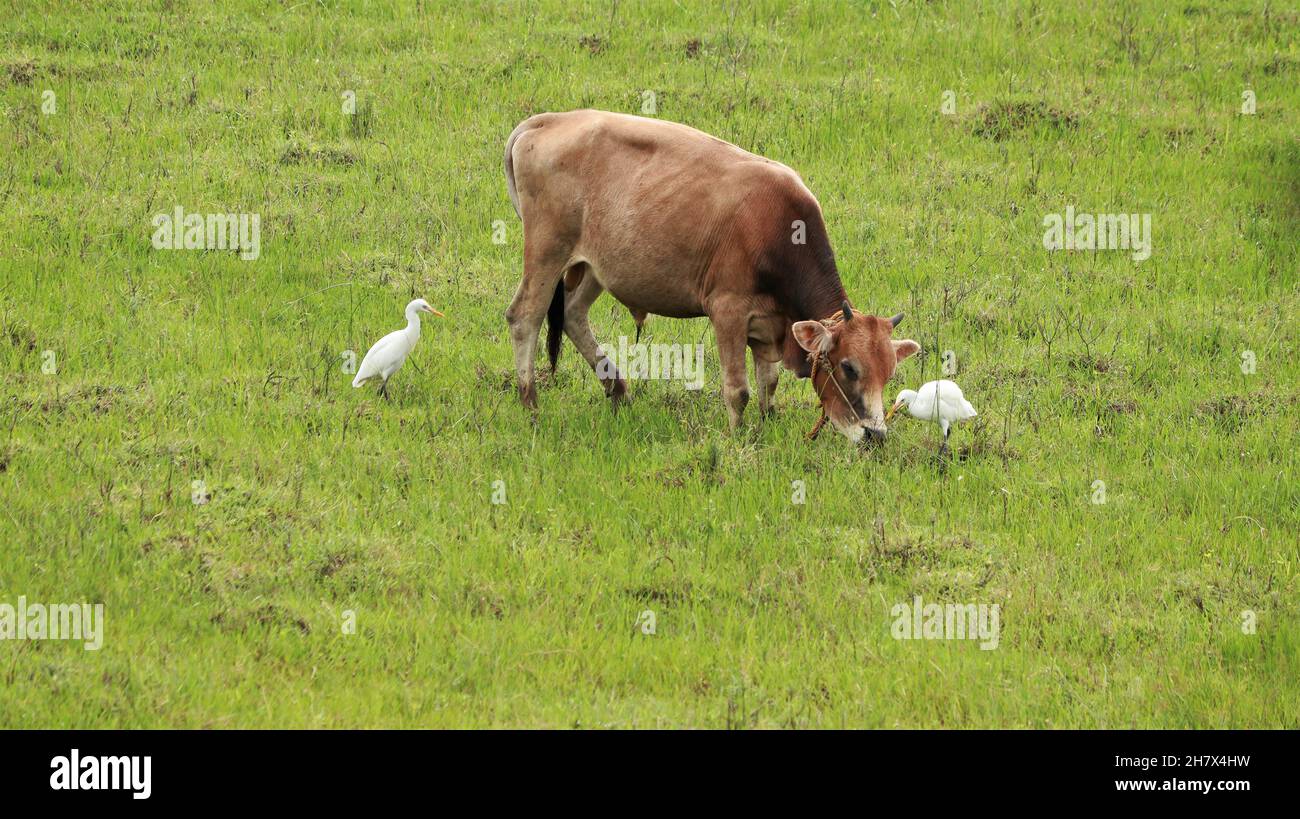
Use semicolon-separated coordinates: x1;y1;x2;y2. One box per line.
518;383;538;410
606;378;629;404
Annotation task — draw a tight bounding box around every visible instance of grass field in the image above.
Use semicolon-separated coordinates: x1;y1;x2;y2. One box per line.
1;0;1297;728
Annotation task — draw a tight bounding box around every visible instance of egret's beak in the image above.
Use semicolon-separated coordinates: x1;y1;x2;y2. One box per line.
424;307;444;317
884;401;902;423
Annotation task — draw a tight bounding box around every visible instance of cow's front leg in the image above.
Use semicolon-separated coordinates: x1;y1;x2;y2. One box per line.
710;310;750;430
753;352;779;417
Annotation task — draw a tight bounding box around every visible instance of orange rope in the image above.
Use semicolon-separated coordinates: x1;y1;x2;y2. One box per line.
803;309;862;439
807;412;828;440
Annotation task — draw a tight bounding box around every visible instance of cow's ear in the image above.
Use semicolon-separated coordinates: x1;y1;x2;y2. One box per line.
791;320;832;354
892;339;920;362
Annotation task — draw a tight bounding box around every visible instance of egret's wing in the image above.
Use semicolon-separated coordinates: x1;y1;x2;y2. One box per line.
917;394;941;421
937;380;963;399
352;353;380;386
353;330;401;386
924;382;949;419
929;382;973;421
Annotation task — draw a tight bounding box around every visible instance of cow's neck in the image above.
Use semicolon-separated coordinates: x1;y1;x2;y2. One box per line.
784;249;848;322
778;234;847;376
789;276;848;323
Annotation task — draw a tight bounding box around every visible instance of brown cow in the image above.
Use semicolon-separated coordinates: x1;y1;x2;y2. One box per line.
503;110;920;443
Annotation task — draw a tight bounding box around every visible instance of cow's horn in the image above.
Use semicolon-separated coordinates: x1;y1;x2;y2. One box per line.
841;300;853;323
889;312;904;328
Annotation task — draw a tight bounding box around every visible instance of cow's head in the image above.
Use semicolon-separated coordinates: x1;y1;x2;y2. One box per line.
792;302;920;444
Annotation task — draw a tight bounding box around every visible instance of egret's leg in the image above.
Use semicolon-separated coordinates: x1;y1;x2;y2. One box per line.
379;379;390;401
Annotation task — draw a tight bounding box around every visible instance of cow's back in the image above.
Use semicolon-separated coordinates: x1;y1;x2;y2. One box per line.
506;110;822;318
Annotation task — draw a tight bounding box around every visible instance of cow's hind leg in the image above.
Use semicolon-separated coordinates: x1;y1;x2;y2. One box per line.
506;240;571;409
563;267;628;403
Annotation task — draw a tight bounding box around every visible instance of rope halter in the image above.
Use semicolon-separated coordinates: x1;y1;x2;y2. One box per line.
805;302;863;440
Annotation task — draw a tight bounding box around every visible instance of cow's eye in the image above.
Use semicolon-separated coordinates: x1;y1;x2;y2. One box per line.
840;360;860;380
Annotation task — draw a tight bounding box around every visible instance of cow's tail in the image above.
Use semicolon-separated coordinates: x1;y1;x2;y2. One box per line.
505;116;564;370
503;118;533;220
546;281;564;371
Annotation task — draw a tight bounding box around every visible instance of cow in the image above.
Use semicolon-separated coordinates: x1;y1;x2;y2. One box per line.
502;109;920;443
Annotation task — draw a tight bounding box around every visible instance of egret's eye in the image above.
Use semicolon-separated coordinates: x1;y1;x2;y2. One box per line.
840;360;860;381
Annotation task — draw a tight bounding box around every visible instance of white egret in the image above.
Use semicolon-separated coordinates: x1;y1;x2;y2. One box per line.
352;298;443;399
885;379;977;453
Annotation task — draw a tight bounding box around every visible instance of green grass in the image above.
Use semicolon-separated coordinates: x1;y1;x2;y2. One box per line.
1;0;1297;728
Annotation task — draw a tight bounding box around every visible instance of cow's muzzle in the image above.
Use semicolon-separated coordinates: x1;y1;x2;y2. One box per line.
832;417;887;446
